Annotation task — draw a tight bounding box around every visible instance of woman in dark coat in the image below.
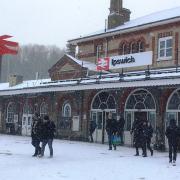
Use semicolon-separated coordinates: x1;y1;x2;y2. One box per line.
131;119;144;156
117;115;125;145
165;119;180;165
144;122;153;156
31;113;42;157
39;115;56;158
106;112;117;150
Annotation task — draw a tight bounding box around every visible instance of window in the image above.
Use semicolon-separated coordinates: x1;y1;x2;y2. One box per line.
130;42;137;54
92;92;116;110
137;41;145;52
158;36;173;60
60;103;72;129
96;44;103;58
7;102;15;123
40;102;48;117
62;103;71;117
121;43;129;55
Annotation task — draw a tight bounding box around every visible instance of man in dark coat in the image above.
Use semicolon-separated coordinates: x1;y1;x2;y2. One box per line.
106;112;117;150
89;120;97;142
143;121;153;156
165;119;180;165
39;115;56;158
117;115;125;145
31;113;42;157
130;118;144;156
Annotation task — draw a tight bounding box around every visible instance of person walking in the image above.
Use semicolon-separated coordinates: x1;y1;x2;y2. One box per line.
106;112;117;150
165;119;180;165
31;113;42;157
130;118;144;156
89;120;97;142
143;121;153;156
39;115;56;158
117;115;125;145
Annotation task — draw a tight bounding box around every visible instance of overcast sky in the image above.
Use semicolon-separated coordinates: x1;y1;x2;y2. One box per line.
1;0;180;48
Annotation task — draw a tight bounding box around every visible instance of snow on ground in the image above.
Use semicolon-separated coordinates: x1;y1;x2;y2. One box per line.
0;135;180;180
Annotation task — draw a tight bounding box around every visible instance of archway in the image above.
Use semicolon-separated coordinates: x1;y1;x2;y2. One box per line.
124;89;156;145
90;91;116;143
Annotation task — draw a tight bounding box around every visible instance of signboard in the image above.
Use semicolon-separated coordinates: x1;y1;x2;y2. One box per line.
72;116;80;131
97;51;152;71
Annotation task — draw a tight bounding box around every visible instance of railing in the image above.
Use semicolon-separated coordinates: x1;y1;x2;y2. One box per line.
41;66;180;87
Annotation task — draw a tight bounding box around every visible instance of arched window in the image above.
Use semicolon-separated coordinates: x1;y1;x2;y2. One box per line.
125;89;156;131
120;43;129;55
137;41;145;52
126;90;155;110
7;102;15;123
166;89;180;126
62;103;71;117
23;104;33;114
60;102;72;129
130;42;137;54
92;91;116;110
40;102;48;117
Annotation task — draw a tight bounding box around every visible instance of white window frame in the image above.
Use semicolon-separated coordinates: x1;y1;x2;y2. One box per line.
158;36;173;61
40;102;48;117
62;103;71;117
7;102;15;123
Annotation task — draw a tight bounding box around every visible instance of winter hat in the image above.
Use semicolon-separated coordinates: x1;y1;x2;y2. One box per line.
44;115;49;120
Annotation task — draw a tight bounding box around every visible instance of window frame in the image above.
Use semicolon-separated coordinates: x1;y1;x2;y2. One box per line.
158;36;173;61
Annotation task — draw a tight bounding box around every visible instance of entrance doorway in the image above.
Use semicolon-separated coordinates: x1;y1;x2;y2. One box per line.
90;91;117;144
124;89;156;146
91;111;116;143
22;114;32;136
134;112;147;122
22;104;33;136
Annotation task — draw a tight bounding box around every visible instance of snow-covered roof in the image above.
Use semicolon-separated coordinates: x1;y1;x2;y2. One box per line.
0;67;180;96
66;54;97;71
69;6;180;44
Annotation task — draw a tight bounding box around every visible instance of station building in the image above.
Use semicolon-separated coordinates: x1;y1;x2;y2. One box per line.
1;0;180;149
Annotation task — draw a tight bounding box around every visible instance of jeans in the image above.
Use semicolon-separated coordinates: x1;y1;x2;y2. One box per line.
108;134;116;149
32;138;41;155
168;142;177;161
41;139;53;156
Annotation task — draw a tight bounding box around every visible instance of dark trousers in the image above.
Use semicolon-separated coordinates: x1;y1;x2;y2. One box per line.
89;132;94;142
168;142;177;161
146;139;153;154
41;139;53;156
108;134;116;149
32;138;41;155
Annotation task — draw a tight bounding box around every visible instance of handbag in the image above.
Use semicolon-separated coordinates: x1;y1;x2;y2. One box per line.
112;135;121;145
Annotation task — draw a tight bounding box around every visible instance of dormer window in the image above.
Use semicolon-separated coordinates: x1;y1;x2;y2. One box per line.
158;36;172;60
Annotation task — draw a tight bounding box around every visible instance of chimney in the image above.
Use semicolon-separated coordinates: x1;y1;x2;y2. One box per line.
108;0;131;29
66;43;76;57
9;74;23;87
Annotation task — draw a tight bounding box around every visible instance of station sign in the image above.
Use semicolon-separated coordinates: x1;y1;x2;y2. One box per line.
97;51;152;71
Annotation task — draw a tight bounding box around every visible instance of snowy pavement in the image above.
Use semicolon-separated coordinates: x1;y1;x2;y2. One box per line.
0;135;180;180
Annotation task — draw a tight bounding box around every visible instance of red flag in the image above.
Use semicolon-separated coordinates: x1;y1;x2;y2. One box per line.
0;35;19;55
